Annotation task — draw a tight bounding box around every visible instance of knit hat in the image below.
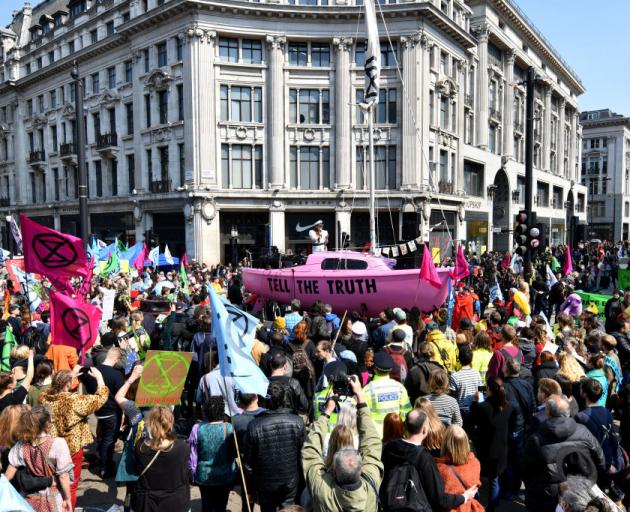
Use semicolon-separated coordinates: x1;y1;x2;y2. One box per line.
274;317;286;330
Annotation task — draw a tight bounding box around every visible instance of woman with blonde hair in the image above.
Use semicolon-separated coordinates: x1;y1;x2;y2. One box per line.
557;351;586;382
324;424;355;467
40;367;109;508
415;397;446;457
132;405;191;512
436;425;483;511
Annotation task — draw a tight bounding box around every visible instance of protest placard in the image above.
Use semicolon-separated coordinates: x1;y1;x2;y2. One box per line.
135;350;193;407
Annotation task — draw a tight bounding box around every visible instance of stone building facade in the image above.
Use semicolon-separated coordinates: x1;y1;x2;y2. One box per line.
0;0;587;263
580;109;630;242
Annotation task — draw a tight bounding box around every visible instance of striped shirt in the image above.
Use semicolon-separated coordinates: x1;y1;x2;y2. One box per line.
449;367;482;413
428;393;463;427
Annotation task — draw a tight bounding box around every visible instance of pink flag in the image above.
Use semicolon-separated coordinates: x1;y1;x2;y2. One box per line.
50;290;102;352
21;214;89;281
181;252;189;269
76;257;95;300
562;246;573;275
419;244;442;288
134;243;149;271
451;243;470;281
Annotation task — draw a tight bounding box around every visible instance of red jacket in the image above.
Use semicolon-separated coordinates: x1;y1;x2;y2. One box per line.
436;452;483;512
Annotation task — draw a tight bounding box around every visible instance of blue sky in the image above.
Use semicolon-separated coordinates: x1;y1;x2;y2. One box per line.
2;0;629;115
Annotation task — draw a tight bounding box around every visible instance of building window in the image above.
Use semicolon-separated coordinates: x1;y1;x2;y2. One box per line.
27;99;33;117
380;41;398;66
93;112;100;139
602;177;608;194
158;90;168;124
95;160;103;197
221;144;263;189
176;37;183;61
219;85;263;123
158;146;169;181
122;11;130;22
355;89;396;124
50;125;58;151
177;84;184;121
242;39;262;64
38;95;45;113
68;40;75;54
355;42;365;66
125;60;132;83
288;42;308;66
464;161;483;197
429;90;435;126
143;48;150;73
146;149;153;183
289;88;330;125
90;29;97;44
125;103;134;135
127;154;135;193
310;43;330;67
488;125;497;154
30;173;36;204
145;95;151;127
603;156;608;174
106;21;114;36
439;96;448;129
69;0;87;17
107;67;116;89
536;181;549;207
48;51;55;65
219;37;239;63
91;72;99;94
356;145;396;190
178;143;185;185
50;89;56;108
111;159;118;196
290;146;330;190
157;42;167;67
53;167;59;201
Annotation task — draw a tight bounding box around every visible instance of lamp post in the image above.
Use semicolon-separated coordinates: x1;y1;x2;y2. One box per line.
71;61;89;246
230;225;239;268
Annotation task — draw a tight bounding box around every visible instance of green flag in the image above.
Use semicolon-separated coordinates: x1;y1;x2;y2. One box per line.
1;325;17;372
180;262;190;296
117;238;127;253
551;256;560;272
101;250;119;277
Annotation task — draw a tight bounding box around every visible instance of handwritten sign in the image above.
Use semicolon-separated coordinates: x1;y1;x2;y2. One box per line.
135;350;193;407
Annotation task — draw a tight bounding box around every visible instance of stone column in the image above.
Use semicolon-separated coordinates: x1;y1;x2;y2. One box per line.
456;58;466;192
333;37;352;189
186;202;220;264
557;98;566;176
419;33;432;188
401;33;419;189
269;204;286;252
473;24;489;150
183;25;217;187
543;86;552;171
266;34;286;189
13;100;26;205
53;214;61;231
570;111;578;180
503;50;515;158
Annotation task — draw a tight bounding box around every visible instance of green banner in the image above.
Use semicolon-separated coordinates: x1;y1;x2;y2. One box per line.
576;291;612;318
619;269;630;291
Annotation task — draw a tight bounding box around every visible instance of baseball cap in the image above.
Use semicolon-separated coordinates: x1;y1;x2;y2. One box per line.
426;321;439;331
351;322;367;337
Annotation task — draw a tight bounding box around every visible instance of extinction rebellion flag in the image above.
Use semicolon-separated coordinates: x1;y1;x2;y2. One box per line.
20;214;90;282
50;290;102;352
363;0;381;107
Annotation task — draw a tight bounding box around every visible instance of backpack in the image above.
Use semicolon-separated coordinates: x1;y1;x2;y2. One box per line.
324;318;335;338
385;345;408;383
288;341;315;381
382;448;431;512
499;348;522;378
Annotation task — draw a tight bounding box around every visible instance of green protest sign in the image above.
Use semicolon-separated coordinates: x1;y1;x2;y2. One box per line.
619;269;630;291
135;350;192;407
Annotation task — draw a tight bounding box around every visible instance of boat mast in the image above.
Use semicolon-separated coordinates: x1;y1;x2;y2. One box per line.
368;103;377;254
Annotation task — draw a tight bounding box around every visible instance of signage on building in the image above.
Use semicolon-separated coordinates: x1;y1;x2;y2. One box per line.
464;200;483;210
492;227;502;233
285;212;335;243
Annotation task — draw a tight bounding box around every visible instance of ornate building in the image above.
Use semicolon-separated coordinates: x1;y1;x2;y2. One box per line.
0;0;587;263
580;109;630;242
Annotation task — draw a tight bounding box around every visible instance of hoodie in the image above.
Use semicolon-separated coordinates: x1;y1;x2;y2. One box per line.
382;439;464;511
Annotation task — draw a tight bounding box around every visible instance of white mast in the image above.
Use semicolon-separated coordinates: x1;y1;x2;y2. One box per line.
363;0;380;254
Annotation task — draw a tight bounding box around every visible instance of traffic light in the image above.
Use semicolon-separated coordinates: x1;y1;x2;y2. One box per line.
528;212;541;254
514;210;528;256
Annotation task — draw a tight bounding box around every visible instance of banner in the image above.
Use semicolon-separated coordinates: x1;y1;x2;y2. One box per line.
135;350;193;407
363;0;381;106
101;289;116;322
50;291;102;352
619;269;630;290
21;214;89;281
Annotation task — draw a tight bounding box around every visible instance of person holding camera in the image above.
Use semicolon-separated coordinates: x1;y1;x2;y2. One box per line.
362;351;412;438
313;361;357;427
302;374;383;512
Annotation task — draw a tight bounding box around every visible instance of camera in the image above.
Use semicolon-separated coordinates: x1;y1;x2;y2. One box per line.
331;372;352;397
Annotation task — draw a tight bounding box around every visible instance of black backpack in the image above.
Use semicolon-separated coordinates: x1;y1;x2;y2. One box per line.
382;448;431;512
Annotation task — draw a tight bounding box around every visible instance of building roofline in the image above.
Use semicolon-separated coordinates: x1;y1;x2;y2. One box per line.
581;117;630;130
469;0;584;94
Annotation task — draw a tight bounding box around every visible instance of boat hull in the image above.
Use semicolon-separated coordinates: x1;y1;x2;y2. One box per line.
242;266;450;317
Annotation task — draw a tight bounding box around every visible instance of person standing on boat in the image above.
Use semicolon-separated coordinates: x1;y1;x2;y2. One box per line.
309;220;329;252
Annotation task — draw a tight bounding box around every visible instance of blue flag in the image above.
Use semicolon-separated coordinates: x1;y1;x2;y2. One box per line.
489;276;504;303
209;288;269;396
0;474;34;511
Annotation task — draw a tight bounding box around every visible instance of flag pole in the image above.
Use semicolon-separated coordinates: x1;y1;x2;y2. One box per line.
368;104;377;255
331;310;347;353
220;374;253;512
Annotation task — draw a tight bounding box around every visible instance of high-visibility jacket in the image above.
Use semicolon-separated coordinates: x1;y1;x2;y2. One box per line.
363;374;411;438
313;385;356;430
426;329;458;373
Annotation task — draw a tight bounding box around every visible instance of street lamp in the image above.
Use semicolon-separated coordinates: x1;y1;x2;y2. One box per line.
230;225;239;268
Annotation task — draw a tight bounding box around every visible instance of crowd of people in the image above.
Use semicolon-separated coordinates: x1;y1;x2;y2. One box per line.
0;241;628;512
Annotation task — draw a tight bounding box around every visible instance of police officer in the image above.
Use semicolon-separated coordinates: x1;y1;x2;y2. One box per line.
363;351;412;438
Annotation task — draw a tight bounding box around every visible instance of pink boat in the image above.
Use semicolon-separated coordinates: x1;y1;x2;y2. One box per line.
242;251;450;317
